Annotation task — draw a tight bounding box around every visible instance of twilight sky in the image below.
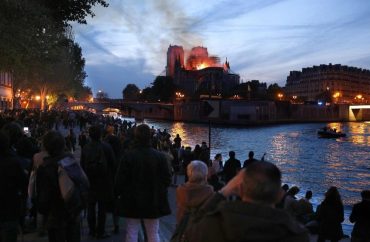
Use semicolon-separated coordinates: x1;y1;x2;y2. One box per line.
72;0;370;98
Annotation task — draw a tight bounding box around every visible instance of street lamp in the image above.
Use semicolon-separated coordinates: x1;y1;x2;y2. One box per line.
277;93;283;100
175;92;185;99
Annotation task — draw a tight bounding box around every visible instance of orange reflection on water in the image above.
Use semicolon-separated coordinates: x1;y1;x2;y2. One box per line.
347;122;370;145
327;122;342;132
170;122;188;146
352;135;366;145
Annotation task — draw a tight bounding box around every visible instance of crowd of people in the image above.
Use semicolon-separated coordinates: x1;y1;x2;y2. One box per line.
0;109;369;242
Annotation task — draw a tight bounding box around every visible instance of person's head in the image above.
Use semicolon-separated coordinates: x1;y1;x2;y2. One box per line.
42;131;65;157
1;121;23;147
248;151;254;159
176;134;180;138
187;160;208;184
324;186;342;205
214;153;222;161
134;124;151;147
89;125;102;141
282;184;289;192
106;125;114;135
229;151;235;158
305;190;313;200
242;161;282;205
287;186;300;196
361;190;370;201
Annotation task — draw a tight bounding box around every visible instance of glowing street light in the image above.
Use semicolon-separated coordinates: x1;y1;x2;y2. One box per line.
35;95;41;101
277;93;284;100
175;92;185;98
333;92;340;98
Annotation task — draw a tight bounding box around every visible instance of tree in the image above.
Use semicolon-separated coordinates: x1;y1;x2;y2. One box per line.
139;87;155;101
266;83;284;100
75;86;92;101
233;80;267;100
0;0;107;109
122;84;140;100
151;76;176;102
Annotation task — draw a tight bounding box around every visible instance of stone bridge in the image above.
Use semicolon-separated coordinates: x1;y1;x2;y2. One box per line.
64;100;174;120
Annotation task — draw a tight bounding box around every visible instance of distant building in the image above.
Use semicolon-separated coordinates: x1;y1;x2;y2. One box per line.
0;72;13;111
166;45;240;97
285;64;370;103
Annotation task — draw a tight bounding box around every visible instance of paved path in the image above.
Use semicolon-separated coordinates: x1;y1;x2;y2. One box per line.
20;127;350;242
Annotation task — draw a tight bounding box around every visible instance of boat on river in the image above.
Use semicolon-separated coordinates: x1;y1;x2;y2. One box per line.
317;128;346;138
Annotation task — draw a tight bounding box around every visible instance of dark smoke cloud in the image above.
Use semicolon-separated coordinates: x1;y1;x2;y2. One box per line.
115;0;203;67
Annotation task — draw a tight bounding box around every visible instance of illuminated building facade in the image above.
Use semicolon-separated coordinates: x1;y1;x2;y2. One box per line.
166;45;240;97
0;72;13;110
285;64;370;103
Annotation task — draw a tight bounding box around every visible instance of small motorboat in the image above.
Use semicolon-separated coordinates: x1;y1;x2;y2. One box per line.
317;128;346;138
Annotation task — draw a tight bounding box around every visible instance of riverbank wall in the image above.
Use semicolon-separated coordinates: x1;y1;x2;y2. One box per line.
120;100;368;124
174;100;351;124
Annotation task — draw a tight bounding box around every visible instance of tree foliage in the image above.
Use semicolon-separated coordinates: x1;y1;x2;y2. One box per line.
266;83;284;100
132;76;176;102
0;0;107;109
34;0;108;24
122;84;140;100
151;76;176;102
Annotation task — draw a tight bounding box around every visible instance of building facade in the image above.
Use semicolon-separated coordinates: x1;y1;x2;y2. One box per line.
166;45;185;77
0;72;13;111
285;64;370;103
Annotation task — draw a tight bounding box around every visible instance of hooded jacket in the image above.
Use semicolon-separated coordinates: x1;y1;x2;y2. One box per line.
176;182;213;223
186;193;309;242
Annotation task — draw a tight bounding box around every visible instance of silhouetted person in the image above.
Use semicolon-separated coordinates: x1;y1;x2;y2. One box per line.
0;131;27;242
316;186;344;242
296;190;314;224
223;151;241;183
350;190;370;242
242;151;258;168
173;134;182;149
36;131;83;242
115;124;171;242
81;125;116;239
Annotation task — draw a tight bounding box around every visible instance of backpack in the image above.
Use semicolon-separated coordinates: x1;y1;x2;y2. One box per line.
58;156;90;218
84;143;108;178
170;207;199;242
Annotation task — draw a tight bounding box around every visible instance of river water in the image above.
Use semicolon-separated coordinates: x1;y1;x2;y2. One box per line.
134;119;370;234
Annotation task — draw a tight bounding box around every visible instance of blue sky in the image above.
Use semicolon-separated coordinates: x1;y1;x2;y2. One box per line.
73;0;370;98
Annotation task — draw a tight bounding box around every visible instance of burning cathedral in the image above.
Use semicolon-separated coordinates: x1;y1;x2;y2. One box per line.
166;45;240;97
